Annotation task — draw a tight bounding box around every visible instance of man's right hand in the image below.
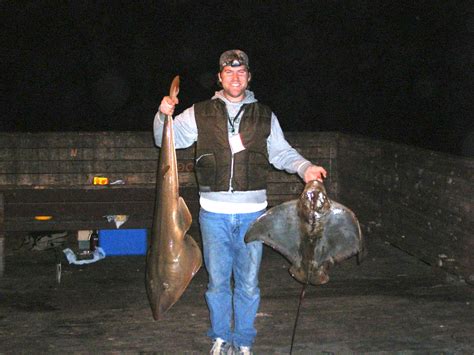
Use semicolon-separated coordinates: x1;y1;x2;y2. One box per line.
159;96;179;116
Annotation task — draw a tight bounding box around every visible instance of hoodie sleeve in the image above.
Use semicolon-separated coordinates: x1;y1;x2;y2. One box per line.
153;105;198;149
267;113;312;180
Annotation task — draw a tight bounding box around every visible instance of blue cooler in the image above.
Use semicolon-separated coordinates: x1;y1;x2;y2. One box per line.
99;229;148;256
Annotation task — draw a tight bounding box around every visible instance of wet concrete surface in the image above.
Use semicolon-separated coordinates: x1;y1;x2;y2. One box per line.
1;234;473;354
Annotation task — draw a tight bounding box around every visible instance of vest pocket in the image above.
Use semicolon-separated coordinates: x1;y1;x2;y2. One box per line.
248;151;269;190
195;153;216;191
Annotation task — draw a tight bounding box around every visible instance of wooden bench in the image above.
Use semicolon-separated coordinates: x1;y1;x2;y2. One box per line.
0;131;335;276
0;130;335;249
0;132;195;234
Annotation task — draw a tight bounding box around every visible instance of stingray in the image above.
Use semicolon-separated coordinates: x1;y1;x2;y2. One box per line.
245;180;365;285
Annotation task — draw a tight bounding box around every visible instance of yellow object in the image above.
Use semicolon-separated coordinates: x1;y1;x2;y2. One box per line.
93;176;109;185
35;215;53;221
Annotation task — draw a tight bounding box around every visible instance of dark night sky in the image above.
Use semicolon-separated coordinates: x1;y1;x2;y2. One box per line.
1;1;473;156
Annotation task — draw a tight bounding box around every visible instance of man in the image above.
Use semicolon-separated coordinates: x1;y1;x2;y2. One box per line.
154;49;327;355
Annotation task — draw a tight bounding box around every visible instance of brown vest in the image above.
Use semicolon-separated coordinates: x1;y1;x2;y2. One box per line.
194;99;272;192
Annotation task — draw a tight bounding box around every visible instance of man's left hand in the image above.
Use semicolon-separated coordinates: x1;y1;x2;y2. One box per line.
304;165;327;183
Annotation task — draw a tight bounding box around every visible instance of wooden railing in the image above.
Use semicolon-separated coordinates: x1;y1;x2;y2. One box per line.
2;131;472;282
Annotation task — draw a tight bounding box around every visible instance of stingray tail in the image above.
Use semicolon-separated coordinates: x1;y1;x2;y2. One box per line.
290;282;308;354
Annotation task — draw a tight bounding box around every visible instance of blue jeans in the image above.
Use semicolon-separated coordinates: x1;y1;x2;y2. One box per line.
199;208;265;347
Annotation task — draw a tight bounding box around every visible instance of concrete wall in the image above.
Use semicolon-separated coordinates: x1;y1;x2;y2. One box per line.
337;133;473;283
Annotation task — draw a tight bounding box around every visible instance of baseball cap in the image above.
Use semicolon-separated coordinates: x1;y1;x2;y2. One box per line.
219;49;249;70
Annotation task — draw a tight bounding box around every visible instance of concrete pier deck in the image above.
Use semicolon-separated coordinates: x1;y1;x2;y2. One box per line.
1;235;473;354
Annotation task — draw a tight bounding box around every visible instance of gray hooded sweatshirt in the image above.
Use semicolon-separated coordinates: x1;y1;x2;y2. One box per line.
153;89;312;214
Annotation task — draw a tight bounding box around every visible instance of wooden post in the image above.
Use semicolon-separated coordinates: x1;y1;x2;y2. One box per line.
0;193;4;276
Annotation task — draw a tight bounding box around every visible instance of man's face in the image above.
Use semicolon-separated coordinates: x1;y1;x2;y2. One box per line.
219;65;251;102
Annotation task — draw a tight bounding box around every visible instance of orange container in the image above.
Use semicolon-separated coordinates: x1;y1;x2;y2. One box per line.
93;176;109;185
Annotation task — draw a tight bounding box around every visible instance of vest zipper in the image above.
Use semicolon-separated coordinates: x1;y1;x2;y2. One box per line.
229;153;234;193
226;104;247;193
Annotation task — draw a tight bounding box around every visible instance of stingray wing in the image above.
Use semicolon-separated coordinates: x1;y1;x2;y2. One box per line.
245;200;302;266
314;201;363;265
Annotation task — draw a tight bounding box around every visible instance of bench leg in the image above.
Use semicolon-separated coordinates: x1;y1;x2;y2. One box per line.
0;193;4;277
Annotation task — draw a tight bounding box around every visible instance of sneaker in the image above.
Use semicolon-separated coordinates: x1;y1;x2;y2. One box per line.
210;337;233;355
236;346;253;355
